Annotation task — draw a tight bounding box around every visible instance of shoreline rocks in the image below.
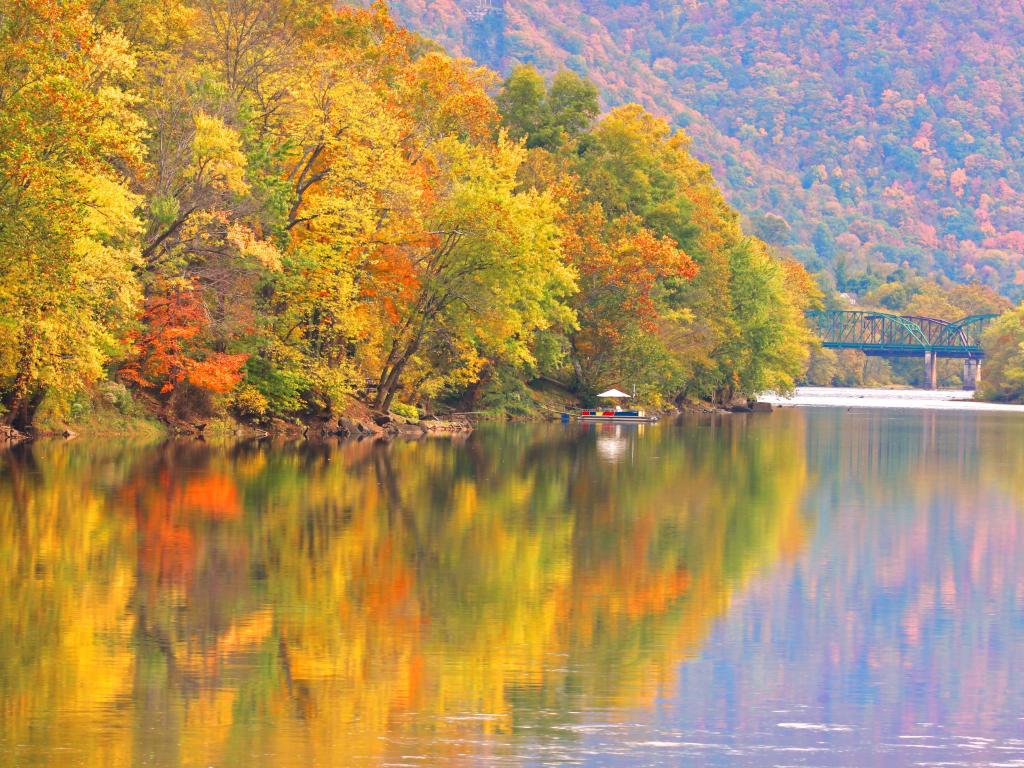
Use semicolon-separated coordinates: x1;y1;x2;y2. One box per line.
3;389;782;448
0;425;28;445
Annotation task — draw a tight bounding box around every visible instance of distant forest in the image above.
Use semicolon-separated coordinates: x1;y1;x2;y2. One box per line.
386;0;1024;299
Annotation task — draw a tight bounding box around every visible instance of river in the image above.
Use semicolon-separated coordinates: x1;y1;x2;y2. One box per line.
3;392;1024;766
763;385;1024;412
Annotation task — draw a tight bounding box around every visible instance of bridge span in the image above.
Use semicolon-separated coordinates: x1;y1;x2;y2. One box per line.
807;310;998;390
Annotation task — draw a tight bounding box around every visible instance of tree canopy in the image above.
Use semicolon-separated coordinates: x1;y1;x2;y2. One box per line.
0;0;818;429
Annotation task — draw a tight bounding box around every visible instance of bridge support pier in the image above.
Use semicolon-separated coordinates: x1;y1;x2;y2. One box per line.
924;351;938;389
963;359;982;391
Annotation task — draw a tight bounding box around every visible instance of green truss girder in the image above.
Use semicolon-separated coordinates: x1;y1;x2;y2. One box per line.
807;310;998;357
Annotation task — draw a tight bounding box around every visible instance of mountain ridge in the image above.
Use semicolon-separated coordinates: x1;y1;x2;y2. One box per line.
383;0;1024;298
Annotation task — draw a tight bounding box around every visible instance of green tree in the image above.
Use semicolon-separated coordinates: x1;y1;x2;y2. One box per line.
547;70;600;138
498;65;598;152
497;65;551;148
812;223;837;261
980;308;1024;402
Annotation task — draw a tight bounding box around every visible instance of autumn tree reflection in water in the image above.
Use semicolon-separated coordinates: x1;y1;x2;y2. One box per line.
0;417;810;767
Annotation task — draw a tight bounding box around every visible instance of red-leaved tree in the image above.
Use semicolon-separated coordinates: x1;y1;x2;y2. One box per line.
121;284;247;419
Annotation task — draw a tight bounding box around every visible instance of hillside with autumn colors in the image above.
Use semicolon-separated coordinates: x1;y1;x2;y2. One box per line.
0;0;822;435
384;0;1024;298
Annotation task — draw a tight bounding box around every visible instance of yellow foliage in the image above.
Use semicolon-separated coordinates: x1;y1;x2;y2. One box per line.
227;223;283;271
0;417;812;764
190;112;250;195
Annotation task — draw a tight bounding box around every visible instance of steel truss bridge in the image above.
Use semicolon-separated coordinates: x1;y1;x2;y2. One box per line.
807;310;998;389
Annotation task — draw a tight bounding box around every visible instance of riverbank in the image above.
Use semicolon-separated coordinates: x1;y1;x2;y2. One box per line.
0;379;765;447
156;396;476;443
1;389;475;446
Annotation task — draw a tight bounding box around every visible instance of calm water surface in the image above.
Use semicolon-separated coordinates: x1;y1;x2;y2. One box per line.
3;405;1024;766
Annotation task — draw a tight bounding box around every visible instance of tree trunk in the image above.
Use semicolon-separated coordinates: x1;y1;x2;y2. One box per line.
373;362;399;411
380;386;398;416
6;387;43;432
374;325;427;412
378;355;410;413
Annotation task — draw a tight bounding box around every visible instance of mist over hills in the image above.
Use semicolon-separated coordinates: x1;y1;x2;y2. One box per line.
385;0;1024;298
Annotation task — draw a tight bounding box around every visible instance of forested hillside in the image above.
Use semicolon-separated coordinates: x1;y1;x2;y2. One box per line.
385;0;1024;298
0;0;814;433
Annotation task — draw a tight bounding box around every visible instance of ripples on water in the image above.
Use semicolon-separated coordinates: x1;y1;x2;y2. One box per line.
3;400;1024;766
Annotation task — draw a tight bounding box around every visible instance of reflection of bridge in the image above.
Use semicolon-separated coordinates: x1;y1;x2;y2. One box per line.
807;310;998;390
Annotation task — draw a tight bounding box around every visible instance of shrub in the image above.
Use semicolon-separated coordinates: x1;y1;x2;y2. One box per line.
233;385;270;418
390;401;420;422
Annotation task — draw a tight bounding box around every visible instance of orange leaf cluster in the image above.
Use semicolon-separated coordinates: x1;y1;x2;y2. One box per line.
121;285;247;399
564;206;697;337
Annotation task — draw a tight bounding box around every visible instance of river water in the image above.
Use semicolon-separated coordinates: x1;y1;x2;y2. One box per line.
3;392;1024;766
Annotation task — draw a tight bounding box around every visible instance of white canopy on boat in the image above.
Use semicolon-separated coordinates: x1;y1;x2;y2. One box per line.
597;388;631;398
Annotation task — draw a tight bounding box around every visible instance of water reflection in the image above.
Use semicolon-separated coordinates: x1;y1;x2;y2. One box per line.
0;417;809;766
4;409;1024;765
653;410;1024;767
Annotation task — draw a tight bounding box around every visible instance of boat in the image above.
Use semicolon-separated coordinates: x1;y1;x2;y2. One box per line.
560;387;659;423
574;407;658;423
